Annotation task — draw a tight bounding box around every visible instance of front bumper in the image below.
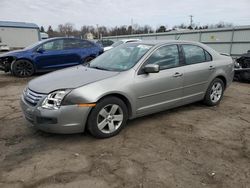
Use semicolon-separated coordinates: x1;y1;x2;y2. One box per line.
0;57;13;72
20;95;92;134
234;67;250;72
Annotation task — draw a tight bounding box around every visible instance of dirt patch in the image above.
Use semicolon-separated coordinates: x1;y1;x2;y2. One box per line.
0;72;249;188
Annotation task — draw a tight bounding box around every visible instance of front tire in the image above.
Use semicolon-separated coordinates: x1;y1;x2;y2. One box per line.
87;97;128;138
203;78;225;106
11;59;35;77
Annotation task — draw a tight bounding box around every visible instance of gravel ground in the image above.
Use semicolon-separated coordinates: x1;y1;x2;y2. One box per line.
0;72;249;188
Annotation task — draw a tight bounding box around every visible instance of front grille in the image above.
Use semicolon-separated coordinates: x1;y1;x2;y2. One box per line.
24;88;46;106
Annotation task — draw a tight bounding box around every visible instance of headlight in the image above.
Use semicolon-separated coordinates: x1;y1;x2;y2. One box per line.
42;90;71;110
234;61;240;68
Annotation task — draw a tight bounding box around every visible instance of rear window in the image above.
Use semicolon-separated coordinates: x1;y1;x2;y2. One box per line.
205;50;212;61
182;44;212;64
63;39;80;49
63;39;94;49
182;45;205;64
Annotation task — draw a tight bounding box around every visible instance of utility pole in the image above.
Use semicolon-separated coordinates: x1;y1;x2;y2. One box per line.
189;15;193;28
96;24;99;39
131;18;133;35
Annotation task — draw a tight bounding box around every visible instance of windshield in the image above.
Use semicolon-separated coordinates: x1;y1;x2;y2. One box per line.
89;43;152;72
24;40;44;50
111;41;124;47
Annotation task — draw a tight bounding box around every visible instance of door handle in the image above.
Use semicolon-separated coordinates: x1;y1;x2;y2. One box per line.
173;72;183;77
209;65;215;70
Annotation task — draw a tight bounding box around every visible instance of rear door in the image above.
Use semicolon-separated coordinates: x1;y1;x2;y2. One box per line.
62;39;83;65
181;44;215;103
78;40;100;60
133;44;185;116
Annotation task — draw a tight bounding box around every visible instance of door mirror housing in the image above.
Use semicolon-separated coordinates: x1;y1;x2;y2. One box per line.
144;64;160;74
37;47;45;53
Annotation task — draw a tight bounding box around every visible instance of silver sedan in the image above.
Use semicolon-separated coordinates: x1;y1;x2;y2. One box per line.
20;40;234;138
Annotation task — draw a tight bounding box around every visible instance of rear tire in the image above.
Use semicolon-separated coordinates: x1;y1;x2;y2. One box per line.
87;97;128;138
203;78;225;106
82;56;95;67
11;59;35;77
82;56;94;66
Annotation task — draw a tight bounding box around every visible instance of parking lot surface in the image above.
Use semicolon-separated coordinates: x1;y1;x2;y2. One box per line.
0;72;249;188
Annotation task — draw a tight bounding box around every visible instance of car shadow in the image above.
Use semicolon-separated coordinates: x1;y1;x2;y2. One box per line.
127;101;208;127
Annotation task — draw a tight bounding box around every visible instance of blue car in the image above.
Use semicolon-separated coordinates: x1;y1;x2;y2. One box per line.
0;37;103;77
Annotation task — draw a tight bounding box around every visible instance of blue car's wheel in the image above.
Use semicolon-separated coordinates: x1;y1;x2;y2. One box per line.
82;56;94;65
12;59;35;77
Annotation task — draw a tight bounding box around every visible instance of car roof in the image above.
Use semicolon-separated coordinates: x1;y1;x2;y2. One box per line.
133;40;203;46
41;37;90;43
132;40;221;59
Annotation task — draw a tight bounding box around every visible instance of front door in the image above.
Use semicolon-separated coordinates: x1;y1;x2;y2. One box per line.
132;44;184;116
33;39;66;70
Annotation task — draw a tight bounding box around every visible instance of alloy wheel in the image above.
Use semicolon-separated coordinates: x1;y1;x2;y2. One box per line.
97;104;124;134
15;60;34;77
210;82;223;103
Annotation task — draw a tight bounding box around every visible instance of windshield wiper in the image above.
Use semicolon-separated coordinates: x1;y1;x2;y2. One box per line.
90;66;110;71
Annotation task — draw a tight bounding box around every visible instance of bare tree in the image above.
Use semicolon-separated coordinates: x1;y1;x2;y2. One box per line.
58;23;74;37
43;21;234;39
40;26;45;32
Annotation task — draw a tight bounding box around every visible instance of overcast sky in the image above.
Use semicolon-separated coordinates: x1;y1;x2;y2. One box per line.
0;0;249;30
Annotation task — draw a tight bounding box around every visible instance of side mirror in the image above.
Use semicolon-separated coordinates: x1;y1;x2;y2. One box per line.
37;47;45;53
144;64;160;74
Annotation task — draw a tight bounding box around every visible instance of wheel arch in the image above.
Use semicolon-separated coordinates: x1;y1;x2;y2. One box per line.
90;54;98;58
215;75;227;88
84;92;133;133
97;93;133;119
11;57;36;70
82;55;96;63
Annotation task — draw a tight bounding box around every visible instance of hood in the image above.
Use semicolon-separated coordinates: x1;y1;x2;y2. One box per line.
0;49;28;58
28;66;119;94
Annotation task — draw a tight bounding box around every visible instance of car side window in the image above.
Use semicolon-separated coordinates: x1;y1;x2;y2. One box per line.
63;39;94;50
182;44;211;64
145;45;179;70
63;39;80;49
42;40;63;51
205;50;212;61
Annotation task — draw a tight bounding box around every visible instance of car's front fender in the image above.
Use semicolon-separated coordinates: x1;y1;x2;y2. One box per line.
62;71;137;118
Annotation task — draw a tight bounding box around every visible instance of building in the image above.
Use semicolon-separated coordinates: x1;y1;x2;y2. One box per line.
0;21;40;49
40;32;49;40
84;32;94;40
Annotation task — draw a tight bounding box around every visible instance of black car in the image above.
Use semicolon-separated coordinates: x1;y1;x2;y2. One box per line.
235;50;250;82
